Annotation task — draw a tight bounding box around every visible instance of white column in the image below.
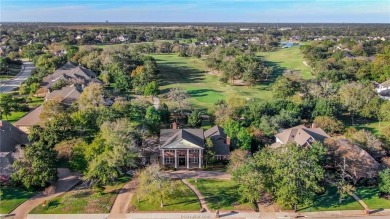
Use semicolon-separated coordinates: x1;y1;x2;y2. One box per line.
198;149;202;168
162;149;165;165
187;149;189;169
174;149;178;168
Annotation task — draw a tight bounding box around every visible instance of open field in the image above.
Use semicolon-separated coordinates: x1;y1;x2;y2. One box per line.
152;54;273;109
130;179;200;211
0;186;38;214
298;186;363;212
187;178;255;211
257;46;313;79
356;187;390;209
30;177;130;214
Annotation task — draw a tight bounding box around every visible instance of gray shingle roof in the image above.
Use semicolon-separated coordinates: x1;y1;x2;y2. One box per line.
274;125;329;147
0;120;29;153
160;129;204;149
46;84;82;105
14;106;43;127
205;126;230;156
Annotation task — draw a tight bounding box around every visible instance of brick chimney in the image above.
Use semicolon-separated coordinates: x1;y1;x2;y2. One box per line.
0;120;2;127
172;122;177;129
226;136;231;146
311;123;317;129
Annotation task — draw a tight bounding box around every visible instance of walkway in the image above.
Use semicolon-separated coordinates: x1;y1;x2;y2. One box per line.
351;192;370;212
108;179;137;219
11;168;80;219
0;61;34;93
169;170;231;180
181;179;210;213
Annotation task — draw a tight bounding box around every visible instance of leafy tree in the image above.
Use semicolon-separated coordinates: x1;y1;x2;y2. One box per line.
144;81;159;97
313;116;344;134
379;101;390;124
12;141;58;189
204;138;216;167
227;149;249;174
0;94;13;120
77;83;105;111
379;169;390;195
145;106;161;132
166;88;189;114
187;109;202;127
158;103;171;124
137;164;181;208
51;79;68;90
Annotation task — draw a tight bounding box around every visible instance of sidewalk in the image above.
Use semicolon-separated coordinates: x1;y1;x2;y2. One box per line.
108;179;137;219
181;179;210;212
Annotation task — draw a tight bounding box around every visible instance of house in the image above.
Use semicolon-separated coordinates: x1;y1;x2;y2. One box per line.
45;84;83;105
271;124;329;148
376;80;390;100
160;124;230;169
42;62;101;89
204;125;230;160
326;138;381;183
0;120;29;180
14;105;43;133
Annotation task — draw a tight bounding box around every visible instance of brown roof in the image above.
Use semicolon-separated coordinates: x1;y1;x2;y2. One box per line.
274;125;329;147
14;105;43;127
46;84;82;105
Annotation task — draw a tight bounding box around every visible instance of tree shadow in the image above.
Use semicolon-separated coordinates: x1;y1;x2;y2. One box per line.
256;58;287;86
156;60;206;86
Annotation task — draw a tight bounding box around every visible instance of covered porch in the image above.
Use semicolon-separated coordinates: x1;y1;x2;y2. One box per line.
162;149;203;169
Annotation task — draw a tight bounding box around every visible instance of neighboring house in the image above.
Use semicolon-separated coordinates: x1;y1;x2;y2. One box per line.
271;124;329;149
160;124;230;169
0;120;29;181
42;62;101;89
326;138;381;183
45;84;83;105
376;80;390;100
204;125;230;160
14;105;43;134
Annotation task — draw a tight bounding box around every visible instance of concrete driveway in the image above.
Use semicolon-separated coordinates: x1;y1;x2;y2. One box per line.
0;61;34;93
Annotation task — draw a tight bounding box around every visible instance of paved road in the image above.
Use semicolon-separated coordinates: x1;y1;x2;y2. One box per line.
11;168;80;219
0;61;34;93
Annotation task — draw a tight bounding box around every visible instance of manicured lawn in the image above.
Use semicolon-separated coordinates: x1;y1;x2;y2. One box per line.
356;187;390;209
0;186;38;214
152;54;273;109
352;121;390;138
187;178;254;211
30;177;130;214
298;186;363;212
130;180;200;211
2;111;28;124
257;46;314;79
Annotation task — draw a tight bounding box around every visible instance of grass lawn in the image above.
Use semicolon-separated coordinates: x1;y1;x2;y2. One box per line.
0;186;38;214
151;54;273;110
130;180;200;212
298;186;363;212
356;187;390;209
257;46;313;80
187;178;254;211
352;121;390;137
2;111;28;124
30;177;130;214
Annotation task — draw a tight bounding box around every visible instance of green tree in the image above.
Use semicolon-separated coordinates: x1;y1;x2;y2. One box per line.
187;109;202;127
12;141;58;189
227;149;249;174
144;81;159;97
0;94;13;120
204;138;216;167
379;169;390;195
313;116;344;134
379;101;390;124
77;83;105;111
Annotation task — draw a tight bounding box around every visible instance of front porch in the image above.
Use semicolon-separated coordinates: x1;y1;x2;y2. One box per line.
162;149;203;169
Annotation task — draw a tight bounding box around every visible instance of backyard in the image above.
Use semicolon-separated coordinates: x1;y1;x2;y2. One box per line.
152;54;273;110
130;179;200;212
187;178;255;211
30;177;130;214
0;186;38;214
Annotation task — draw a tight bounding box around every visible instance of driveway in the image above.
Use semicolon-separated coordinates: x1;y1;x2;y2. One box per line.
0;61;34;93
11;168;80;219
168;170;231;180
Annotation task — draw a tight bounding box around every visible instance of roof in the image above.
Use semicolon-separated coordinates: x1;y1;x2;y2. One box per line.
14;105;43;127
274;125;329;147
0;120;29;153
160;129;204;149
46;84;82;105
0;152;14;176
205;126;230;156
379;80;390;88
42;62;101;88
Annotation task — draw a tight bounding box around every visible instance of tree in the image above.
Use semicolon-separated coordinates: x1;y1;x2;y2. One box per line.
12;141;58;189
145;106;161;132
204;138;216;167
77;83;105;111
0;94;13;120
166;88;189;114
227;149;249;174
187;109;202;127
137;164;181;207
144;81;159;97
313;116;344;134
379;169;390;195
379;101;390;124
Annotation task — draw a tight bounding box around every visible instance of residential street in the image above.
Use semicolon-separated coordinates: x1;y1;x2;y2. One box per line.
0;61;34;93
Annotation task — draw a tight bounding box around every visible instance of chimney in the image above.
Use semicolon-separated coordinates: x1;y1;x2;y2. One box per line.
226;136;231;146
311;123;317;129
172;122;177;130
0;121;2;127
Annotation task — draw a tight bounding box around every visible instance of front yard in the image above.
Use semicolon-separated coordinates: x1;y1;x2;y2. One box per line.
30;177;130;214
356;187;390;209
187;178;255;211
130;179;200;212
0;186;38;214
298;186;363;212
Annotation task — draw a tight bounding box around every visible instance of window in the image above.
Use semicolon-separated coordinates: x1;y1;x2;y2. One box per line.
215;155;223;160
189;149;198;153
165;150;175;153
164;157;174;164
191;157;199;164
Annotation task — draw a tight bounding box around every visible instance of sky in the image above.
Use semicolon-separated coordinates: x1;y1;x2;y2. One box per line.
1;0;389;23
